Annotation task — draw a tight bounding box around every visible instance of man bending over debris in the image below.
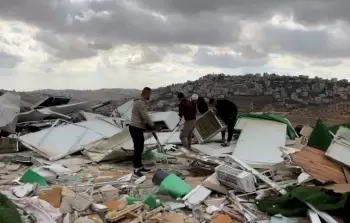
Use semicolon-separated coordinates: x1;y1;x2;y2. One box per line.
209;98;238;147
178;92;197;150
129;87;155;177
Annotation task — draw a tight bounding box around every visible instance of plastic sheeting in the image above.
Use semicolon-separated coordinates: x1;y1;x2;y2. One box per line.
0;93;20;133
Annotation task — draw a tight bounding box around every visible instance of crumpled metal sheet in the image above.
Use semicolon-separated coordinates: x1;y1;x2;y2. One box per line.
83;128;151;162
19;119;121;161
0;92;20;133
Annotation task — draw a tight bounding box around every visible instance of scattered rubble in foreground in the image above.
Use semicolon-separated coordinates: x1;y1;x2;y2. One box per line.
0;92;350;223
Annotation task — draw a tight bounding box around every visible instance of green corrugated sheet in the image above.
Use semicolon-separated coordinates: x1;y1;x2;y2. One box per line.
307;119;333;152
256;186;350;222
238;113;297;139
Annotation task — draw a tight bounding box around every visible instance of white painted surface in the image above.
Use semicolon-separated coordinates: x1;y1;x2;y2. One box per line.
326;140;350;167
326;126;350;167
235;117;284;131
80;111;128;128
183;185;212;208
234;117;250;130
116;99;134;120
80;111;104;120
149;111;179;130
335;126;350;141
19;120;121;161
308;210;322;223
233;120;287;165
191;142;235;157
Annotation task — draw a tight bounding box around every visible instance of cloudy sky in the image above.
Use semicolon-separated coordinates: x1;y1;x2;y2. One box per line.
1;0;350;91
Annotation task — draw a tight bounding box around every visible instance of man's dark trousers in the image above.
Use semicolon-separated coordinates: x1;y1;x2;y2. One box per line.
129;125;144;168
221;117;235;142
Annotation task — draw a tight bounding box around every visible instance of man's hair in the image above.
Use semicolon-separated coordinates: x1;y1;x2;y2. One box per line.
209;98;215;105
142;87;152;95
177;92;185;99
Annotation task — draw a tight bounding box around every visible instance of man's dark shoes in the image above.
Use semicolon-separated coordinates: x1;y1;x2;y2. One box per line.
140;167;151;172
134;168;144;177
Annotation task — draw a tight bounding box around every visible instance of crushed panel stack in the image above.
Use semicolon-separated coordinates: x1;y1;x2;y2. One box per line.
216;164;256;193
193;111;226;144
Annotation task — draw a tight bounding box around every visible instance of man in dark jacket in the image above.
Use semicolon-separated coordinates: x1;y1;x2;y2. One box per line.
209;98;238;147
178;93;197;150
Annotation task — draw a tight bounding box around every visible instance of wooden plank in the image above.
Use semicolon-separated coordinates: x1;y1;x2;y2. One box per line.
320;184;350;193
290;147;347;184
106;204;143;222
342;166;350;183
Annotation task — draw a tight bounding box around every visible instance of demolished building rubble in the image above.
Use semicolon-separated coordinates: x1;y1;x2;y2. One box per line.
0;95;349;223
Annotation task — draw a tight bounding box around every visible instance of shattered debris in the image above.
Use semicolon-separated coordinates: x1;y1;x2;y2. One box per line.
0;93;349;223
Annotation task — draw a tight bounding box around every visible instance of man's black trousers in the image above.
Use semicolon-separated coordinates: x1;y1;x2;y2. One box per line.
221;118;235;142
129;125;144;168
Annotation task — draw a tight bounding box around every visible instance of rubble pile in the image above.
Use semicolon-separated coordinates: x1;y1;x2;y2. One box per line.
0;92;350;223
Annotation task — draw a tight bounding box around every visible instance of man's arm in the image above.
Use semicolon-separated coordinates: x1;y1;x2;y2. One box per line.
178;102;184;118
138;101;154;127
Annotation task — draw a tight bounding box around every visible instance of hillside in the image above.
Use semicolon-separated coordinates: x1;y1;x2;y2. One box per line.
23;89;140;104
151;73;350;111
150;73;350;125
5;73;350;125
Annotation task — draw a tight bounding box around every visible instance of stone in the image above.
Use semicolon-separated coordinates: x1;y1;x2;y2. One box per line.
62;187;76;197
72;192;93;212
98;184;119;202
60;196;74;214
65;165;82;173
92;193;104;203
6;163;21;171
74;217;95;223
60;187;77;214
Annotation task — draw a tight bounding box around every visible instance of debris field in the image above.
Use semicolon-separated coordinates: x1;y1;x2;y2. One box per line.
0;92;350;223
